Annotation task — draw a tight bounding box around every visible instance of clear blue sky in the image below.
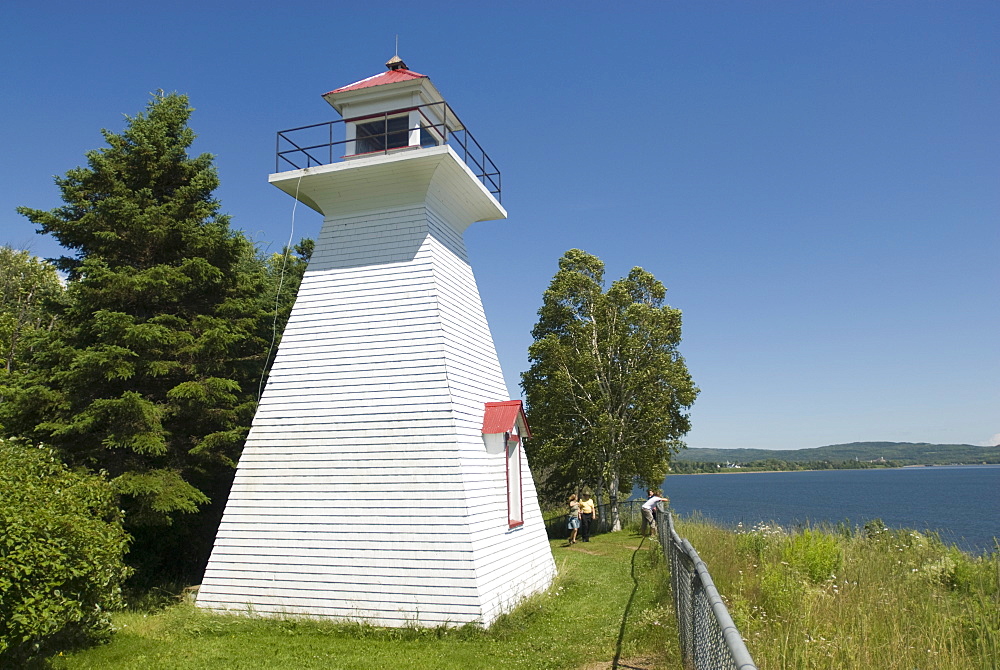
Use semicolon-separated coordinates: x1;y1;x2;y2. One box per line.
3;1;997;450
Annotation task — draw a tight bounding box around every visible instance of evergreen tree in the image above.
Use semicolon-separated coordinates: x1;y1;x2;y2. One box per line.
8;92;307;579
521;249;699;530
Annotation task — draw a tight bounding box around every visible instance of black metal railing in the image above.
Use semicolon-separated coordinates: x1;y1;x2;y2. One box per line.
275;101;501;202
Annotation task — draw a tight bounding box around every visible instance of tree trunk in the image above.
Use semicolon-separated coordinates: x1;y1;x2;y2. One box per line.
596;476;605;532
609;475;621;532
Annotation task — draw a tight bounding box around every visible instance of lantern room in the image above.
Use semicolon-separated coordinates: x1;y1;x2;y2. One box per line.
322;56;460;158
274;55;501;203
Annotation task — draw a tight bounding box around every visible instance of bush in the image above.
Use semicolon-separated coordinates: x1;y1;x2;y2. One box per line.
0;438;131;664
735;521;786;560
758;563;804;614
782;528;842;584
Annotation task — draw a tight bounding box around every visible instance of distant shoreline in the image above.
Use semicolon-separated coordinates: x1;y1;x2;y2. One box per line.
669;463;998;476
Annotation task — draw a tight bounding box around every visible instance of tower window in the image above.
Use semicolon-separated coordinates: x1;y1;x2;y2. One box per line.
420;124;441;148
355;115;409;153
506;434;524;528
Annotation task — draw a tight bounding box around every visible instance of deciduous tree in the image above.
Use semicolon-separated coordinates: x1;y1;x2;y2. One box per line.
521;249;698;530
0;247;63;379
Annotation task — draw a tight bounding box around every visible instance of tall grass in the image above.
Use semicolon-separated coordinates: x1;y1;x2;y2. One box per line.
675;514;1000;669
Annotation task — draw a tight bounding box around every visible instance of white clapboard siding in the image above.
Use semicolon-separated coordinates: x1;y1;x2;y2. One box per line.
198;148;555;627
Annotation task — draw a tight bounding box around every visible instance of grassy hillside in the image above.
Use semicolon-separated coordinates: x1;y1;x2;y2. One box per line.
674;442;1000;465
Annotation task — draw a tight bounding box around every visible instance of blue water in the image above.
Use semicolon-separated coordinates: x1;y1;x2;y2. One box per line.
658;465;1000;554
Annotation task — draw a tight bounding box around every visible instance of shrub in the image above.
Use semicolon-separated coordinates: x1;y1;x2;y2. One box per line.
783;529;842;584
862;517;889;540
736;521;786;560
921;545;1000;595
758;563;804;615
0;438;131;664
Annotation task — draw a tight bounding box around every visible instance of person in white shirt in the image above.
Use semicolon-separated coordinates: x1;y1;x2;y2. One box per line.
640;489;667;537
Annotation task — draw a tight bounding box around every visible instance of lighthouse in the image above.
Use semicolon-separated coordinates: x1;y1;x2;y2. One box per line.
196;57;556;627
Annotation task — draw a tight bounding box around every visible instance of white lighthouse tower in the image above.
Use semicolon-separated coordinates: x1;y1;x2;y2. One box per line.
196;57;556;627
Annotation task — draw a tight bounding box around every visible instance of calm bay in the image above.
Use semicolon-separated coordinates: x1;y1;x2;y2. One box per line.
660;464;1000;554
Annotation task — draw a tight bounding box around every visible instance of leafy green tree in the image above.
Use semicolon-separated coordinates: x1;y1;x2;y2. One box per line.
0;247;63;379
256;238;313;396
0;437;131;664
5;92;307;580
521;249;698;530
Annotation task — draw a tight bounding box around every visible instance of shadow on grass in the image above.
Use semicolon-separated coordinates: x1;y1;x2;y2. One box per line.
611;535;647;670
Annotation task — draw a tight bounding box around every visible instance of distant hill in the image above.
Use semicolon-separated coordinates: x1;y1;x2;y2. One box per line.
674;442;1000;466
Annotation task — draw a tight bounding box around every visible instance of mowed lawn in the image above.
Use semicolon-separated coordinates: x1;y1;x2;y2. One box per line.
48;532;679;670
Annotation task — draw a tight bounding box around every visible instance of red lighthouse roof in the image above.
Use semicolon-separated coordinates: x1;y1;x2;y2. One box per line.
321;56;447;120
324;55;428;96
323;67;427;96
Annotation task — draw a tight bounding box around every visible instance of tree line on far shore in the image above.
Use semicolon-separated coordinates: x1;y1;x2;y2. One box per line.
670;459;906;474
670;442;1000;474
675;441;1000;465
672;454;1000;474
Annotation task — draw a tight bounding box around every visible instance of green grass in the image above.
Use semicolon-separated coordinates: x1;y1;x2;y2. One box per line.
31;515;999;668
43;532;678;669
675;515;1000;670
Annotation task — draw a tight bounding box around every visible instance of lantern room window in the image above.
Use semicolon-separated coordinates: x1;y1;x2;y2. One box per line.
420;123;441;148
351;115;442;155
355;115;409;153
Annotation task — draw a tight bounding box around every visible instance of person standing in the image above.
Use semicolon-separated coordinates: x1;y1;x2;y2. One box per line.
641;489;667;537
578;492;597;542
567;494;581;545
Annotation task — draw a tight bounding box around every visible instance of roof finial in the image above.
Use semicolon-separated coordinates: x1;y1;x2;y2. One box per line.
386;36;407;71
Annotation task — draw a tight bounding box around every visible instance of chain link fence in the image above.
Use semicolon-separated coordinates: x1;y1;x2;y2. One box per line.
660;509;757;670
542;500;756;668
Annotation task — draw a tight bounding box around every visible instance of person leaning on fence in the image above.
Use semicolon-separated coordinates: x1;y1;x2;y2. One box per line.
567;494;581;545
641;489;667;537
578;491;597;542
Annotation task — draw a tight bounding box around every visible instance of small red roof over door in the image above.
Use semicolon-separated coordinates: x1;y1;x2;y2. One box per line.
482;400;532;438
